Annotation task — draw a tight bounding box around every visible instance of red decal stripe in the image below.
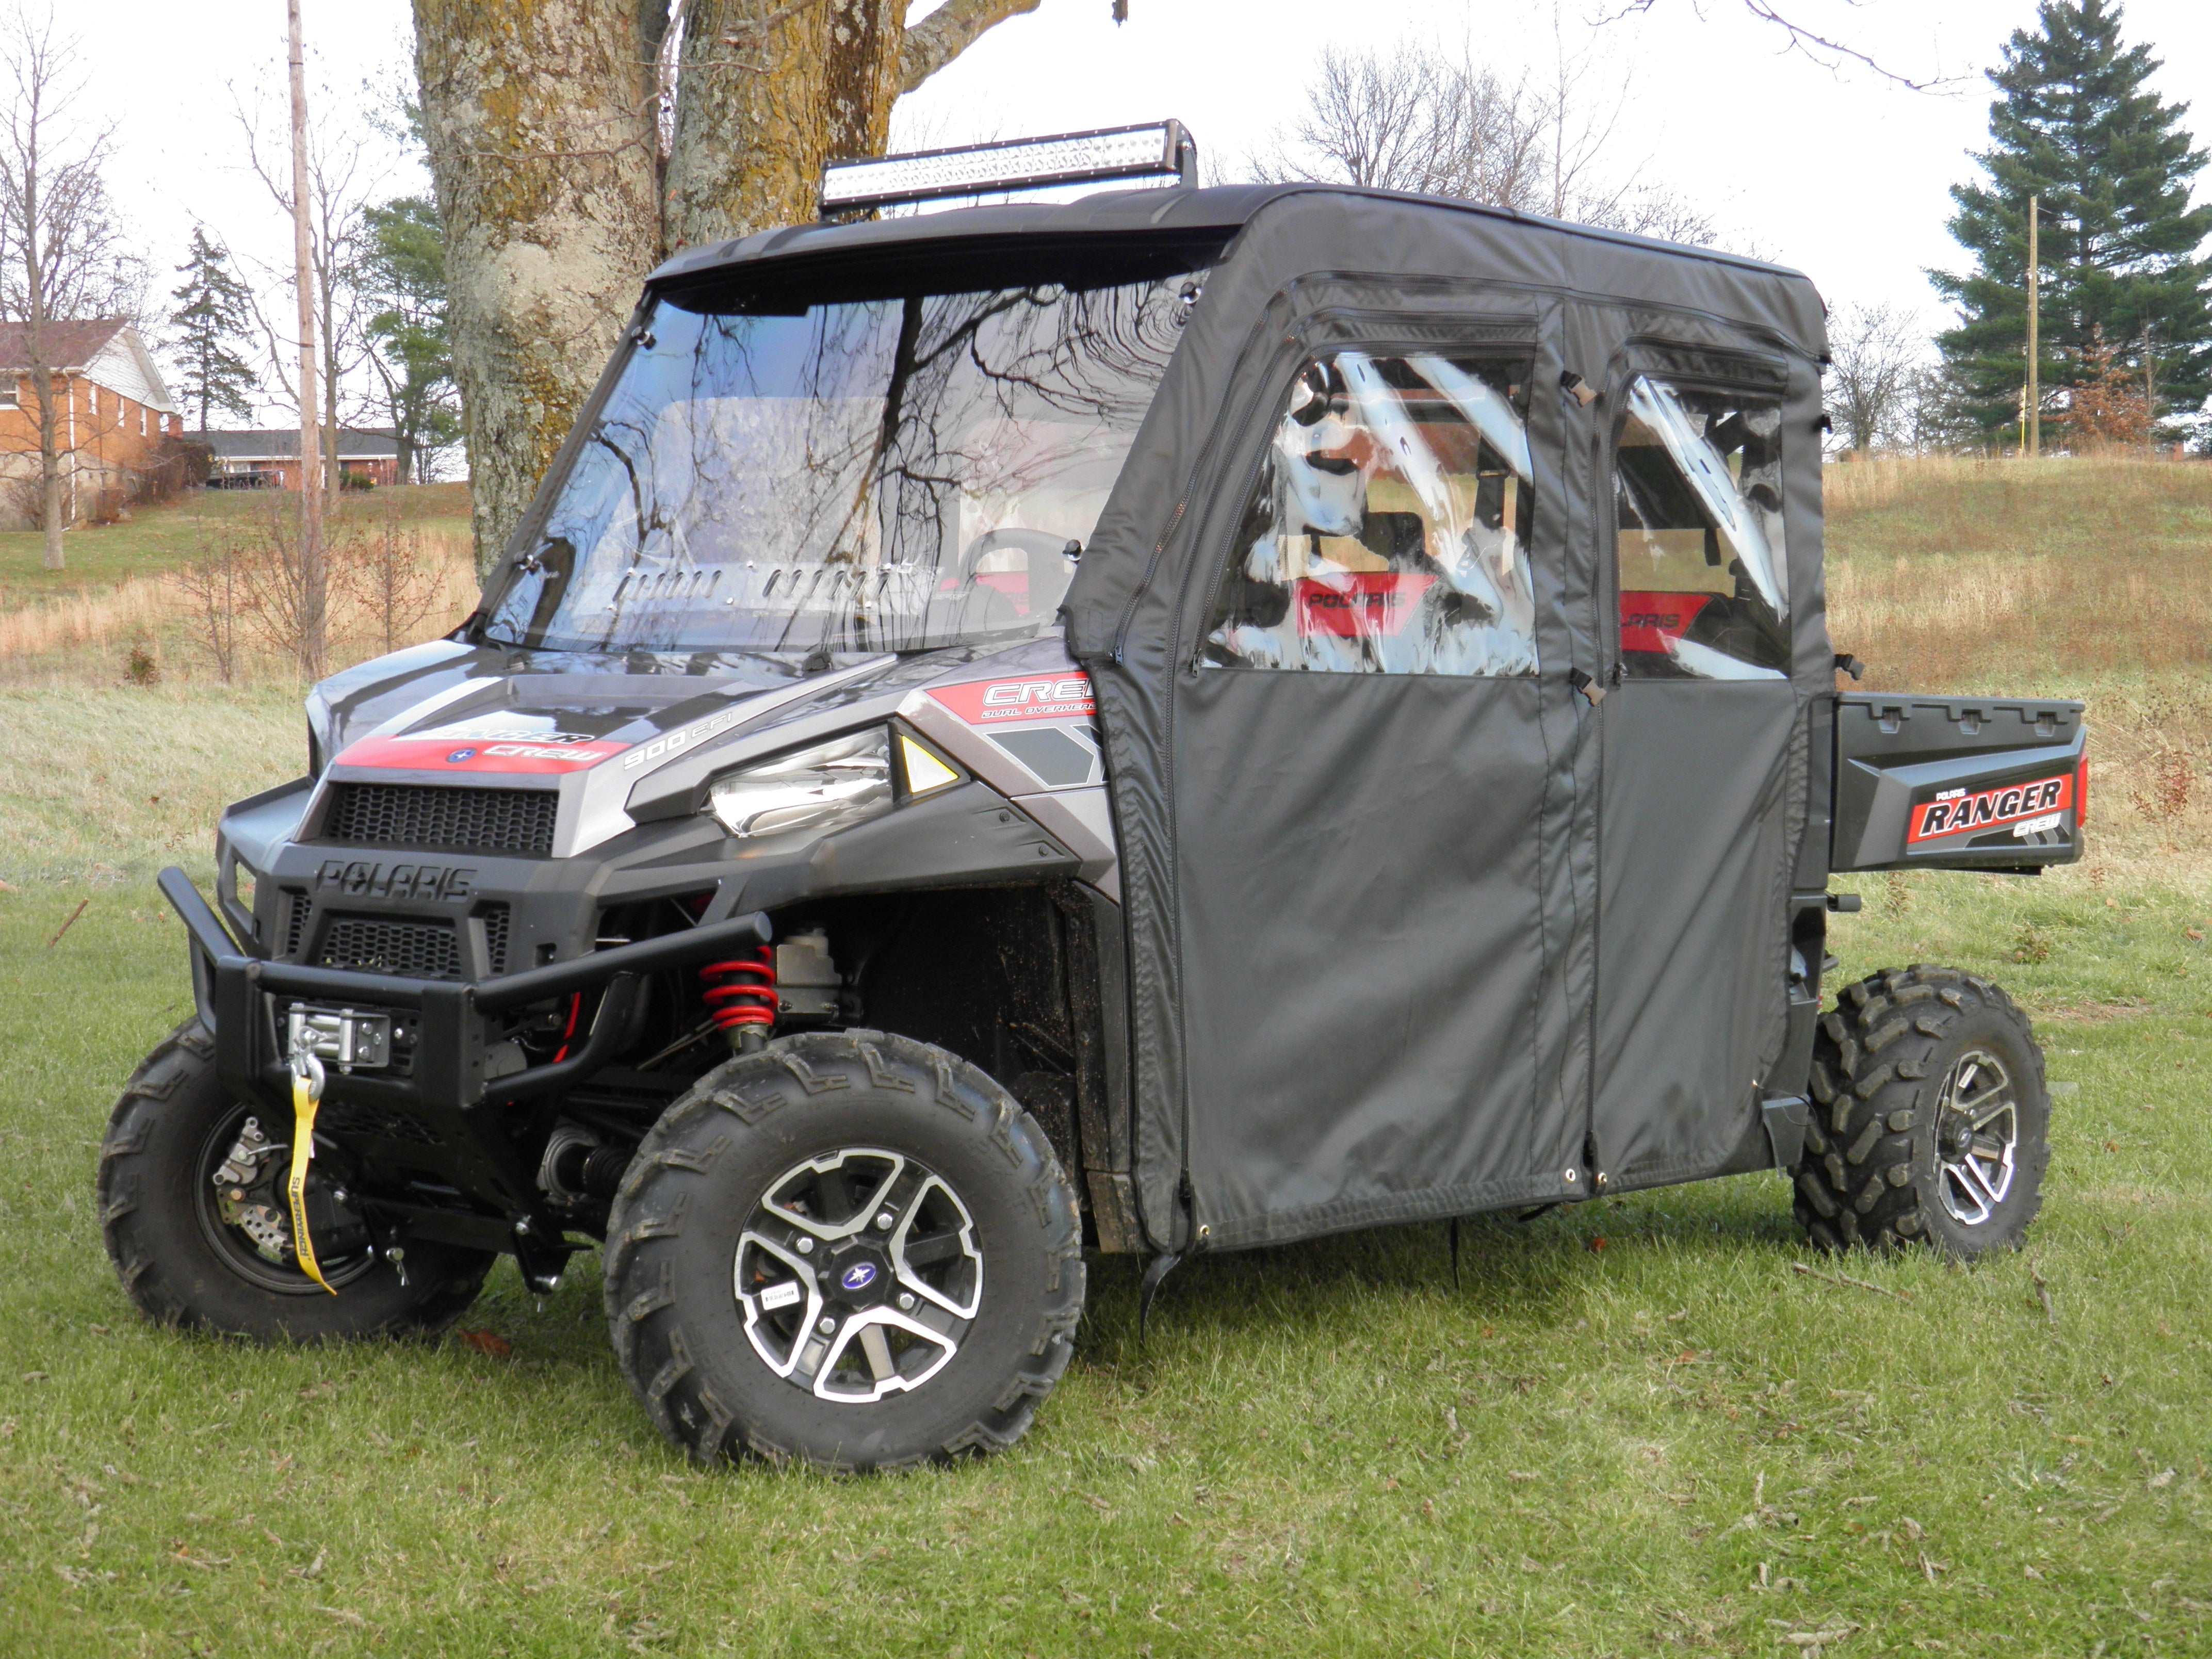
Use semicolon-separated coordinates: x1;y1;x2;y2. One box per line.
1619;590;1717;654
1293;572;1434;638
929;675;1096;726
336;736;630;775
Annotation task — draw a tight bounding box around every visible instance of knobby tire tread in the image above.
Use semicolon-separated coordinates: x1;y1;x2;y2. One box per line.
1793;965;2046;1259
603;1030;1084;1471
97;1019;492;1340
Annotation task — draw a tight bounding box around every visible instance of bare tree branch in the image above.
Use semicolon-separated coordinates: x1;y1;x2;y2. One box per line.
231;83;389;506
1823;300;1926;454
899;0;1042;95
1251;30;1717;248
0;10;145;569
1598;1;1961;93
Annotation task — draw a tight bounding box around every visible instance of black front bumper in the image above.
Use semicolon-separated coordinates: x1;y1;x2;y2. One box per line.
161;867;769;1253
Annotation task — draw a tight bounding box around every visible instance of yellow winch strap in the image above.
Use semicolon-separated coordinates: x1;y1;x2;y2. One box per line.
288;1070;337;1295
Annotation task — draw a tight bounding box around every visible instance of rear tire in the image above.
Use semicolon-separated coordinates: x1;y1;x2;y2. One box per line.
1793;966;2049;1260
97;1020;495;1340
602;1030;1084;1472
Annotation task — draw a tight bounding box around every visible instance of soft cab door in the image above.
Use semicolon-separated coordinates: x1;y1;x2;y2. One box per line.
1152;308;1590;1249
1588;340;1826;1189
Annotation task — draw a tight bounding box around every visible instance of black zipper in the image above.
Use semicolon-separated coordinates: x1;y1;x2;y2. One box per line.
1110;417;1224;667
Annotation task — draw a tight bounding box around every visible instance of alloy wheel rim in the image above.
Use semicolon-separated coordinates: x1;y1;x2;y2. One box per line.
735;1147;983;1404
1934;1048;2019;1227
192;1104;379;1294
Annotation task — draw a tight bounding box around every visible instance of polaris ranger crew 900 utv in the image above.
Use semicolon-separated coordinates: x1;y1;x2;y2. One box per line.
105;124;2086;1471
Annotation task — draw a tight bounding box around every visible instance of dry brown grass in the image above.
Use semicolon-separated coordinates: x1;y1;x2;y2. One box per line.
1820;449;2212;527
0;575;179;660
3;460;2205;887
0;523;478;688
1826;452;2212;891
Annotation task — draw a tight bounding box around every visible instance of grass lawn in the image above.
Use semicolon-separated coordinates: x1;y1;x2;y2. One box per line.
1;876;2207;1657
0;483;471;608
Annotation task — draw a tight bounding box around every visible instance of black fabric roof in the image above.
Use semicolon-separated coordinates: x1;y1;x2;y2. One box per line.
645;183;1812;294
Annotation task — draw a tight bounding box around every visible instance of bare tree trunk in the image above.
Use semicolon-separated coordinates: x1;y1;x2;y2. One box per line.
23;118;60;571
37;369;62;571
413;0;662;575
0;13;136;568
662;0;1039;253
288;0;326;677
317;188;343;512
662;0;896;253
324;264;341;510
415;0;1037;572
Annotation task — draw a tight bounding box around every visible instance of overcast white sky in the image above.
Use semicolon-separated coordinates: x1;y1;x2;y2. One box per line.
84;0;2212;414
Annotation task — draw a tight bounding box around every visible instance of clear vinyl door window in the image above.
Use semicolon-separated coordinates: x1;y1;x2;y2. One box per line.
1613;377;1789;680
1202;350;1539;676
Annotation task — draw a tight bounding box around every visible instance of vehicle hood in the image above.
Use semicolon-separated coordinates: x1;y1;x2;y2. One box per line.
296;635;1101;861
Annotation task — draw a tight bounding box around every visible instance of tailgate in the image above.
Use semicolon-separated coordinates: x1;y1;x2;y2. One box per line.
1831;692;2086;873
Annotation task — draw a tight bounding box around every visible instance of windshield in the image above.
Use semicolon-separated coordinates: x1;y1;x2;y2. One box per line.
482;275;1200;655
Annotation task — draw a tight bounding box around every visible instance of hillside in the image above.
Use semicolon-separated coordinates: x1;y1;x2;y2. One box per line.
1826;455;2212;890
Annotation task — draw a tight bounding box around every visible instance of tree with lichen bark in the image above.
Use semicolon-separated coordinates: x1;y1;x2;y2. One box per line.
411;0;1050;576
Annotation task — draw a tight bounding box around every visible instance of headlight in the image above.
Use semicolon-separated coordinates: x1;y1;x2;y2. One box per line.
706;728;893;840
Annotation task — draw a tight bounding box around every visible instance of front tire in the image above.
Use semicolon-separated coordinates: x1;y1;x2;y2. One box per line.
97;1020;495;1340
1794;966;2050;1259
602;1031;1084;1472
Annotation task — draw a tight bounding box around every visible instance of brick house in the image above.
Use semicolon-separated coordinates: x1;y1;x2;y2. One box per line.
0;319;183;528
202;428;403;491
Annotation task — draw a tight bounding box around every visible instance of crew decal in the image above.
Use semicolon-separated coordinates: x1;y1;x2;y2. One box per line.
1908;775;2073;843
1619;590;1718;655
929;675;1097;726
335;733;630;775
1294;572;1433;638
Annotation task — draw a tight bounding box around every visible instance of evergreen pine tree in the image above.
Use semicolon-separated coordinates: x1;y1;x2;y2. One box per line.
1930;0;2212;445
359;197;458;484
166;226;257;431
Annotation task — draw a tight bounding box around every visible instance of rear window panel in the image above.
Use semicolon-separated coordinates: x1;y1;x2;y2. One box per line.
1613;377;1789;680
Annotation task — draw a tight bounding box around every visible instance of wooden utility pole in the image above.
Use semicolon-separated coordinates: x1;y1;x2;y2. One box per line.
287;0;325;676
2025;194;2040;460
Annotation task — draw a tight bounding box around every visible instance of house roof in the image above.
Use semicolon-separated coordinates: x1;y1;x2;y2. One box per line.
0;318;177;414
203;428;401;461
0;318;128;373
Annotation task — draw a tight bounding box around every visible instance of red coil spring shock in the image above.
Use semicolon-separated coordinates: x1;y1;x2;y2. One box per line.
700;945;777;1050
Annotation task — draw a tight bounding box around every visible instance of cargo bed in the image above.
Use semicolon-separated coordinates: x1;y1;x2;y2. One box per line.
1829;692;2085;873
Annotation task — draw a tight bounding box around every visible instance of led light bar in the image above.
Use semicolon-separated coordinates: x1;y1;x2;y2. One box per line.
820;120;1197;217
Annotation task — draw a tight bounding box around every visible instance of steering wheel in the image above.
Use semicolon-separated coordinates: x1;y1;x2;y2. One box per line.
956;528;1081;619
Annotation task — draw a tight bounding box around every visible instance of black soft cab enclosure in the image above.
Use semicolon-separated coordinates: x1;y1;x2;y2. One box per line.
1060;185;2072;1257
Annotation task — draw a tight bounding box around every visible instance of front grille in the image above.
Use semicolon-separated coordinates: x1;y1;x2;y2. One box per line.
324;783;558;856
319;916;462;980
480;904;511;975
